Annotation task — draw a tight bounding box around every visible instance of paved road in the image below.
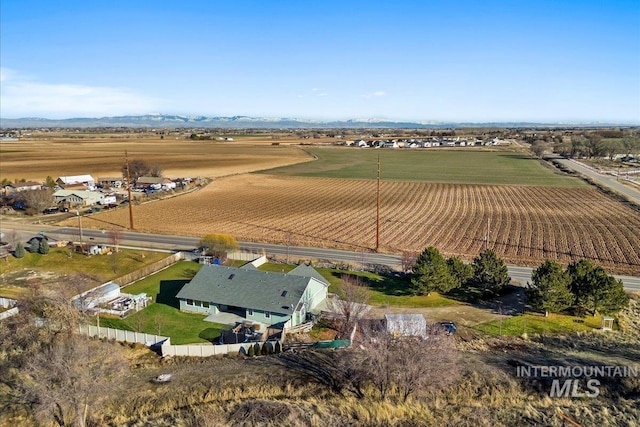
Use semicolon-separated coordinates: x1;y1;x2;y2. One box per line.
2;223;639;292
552;157;640;204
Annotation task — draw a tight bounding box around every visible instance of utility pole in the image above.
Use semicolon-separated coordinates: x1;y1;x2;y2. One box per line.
77;210;84;246
125;150;135;230
484;217;491;251
375;153;381;252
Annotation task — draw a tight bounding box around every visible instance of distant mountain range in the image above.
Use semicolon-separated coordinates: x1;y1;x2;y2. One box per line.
0;114;635;129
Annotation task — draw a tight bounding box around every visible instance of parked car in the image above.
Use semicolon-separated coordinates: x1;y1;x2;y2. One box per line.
43;207;59;214
437;321;457;335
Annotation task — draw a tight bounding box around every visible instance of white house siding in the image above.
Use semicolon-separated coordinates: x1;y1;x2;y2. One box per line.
305;278;328;311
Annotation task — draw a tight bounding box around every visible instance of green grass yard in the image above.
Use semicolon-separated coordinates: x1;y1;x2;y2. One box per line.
474;313;604;336
262;148;585;186
258;263;458;308
101;261;227;344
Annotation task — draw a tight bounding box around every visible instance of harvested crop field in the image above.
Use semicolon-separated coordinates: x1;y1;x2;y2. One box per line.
0;138;312;182
65;174;640;275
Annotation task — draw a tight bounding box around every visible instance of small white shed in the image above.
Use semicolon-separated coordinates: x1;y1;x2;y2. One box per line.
385;313;427;337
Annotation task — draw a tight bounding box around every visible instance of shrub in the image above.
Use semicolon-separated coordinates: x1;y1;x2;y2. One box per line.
38;239;50;255
13;242;25;258
247;345;255;357
29;239;39;253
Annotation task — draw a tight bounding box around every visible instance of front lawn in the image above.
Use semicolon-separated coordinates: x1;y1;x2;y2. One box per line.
0;248;169;298
474;313;604;336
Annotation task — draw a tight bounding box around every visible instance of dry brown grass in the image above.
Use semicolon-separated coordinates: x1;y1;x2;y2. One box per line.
66;174;640;275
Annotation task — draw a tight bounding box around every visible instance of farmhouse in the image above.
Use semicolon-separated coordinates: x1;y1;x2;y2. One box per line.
56;174;96;189
3;181;42;194
135;176;176;190
53;190;103;206
175;264;329;329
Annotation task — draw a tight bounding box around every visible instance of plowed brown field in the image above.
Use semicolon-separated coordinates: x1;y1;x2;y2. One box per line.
65;174;640;275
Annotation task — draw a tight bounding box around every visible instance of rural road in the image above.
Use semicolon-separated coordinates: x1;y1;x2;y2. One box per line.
552;157;640;204
2;223;639;292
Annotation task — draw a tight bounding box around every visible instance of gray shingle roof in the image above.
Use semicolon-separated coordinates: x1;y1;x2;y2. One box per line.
288;263;330;285
176;265;315;315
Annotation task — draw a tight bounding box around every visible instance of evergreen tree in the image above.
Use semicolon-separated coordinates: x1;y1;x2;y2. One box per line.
38;238;50;255
446;256;473;288
13;242;25;258
471;249;510;296
411;247;457;295
568;260;629;315
274;341;282;354
247;345;255;357
526;260;573;316
29;239;39;253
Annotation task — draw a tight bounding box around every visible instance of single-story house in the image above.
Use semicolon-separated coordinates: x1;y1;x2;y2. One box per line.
96;177;123;188
176;264;329;328
385;313;427;337
56;175;96;189
53;190;103;206
135;176;175;189
3;181;42;194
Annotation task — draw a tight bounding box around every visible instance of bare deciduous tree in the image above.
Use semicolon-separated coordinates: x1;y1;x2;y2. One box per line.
18;188;54;213
401;250;418;274
530;140;547;158
0;283;128;427
333;275;371;339
107;229;122;253
358;321;460;401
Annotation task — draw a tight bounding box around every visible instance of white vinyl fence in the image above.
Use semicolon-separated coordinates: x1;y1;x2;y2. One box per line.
78;324;168;346
78;324;281;357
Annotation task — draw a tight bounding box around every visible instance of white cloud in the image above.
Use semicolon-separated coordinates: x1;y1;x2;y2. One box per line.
364;90;386;98
0;69;162;118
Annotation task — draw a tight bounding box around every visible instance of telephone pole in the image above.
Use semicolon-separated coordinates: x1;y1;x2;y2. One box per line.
375;153;381;252
125;151;135;230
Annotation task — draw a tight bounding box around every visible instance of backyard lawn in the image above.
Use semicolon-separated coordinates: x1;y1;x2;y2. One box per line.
258;263;458;308
100;261;227;344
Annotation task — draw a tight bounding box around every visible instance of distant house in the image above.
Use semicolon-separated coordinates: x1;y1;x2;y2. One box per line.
135;176;176;190
385;313;427;337
175;264;329;329
56;175;96;189
3;181;42;194
53;190;102;206
97;177;123;188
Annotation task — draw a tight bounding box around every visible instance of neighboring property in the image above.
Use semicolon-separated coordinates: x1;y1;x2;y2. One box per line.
56;174;96;189
2;181;42;194
385;313;427;337
175;264;329;329
53;189;103;206
96;177;123;188
135;176;176;190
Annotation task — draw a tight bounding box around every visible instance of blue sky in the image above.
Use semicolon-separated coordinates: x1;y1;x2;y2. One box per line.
1;0;639;122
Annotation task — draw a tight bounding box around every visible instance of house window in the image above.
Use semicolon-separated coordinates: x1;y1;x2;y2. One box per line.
264;311;270;319
202;301;210;308
186;299;194;306
247;308;254;316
